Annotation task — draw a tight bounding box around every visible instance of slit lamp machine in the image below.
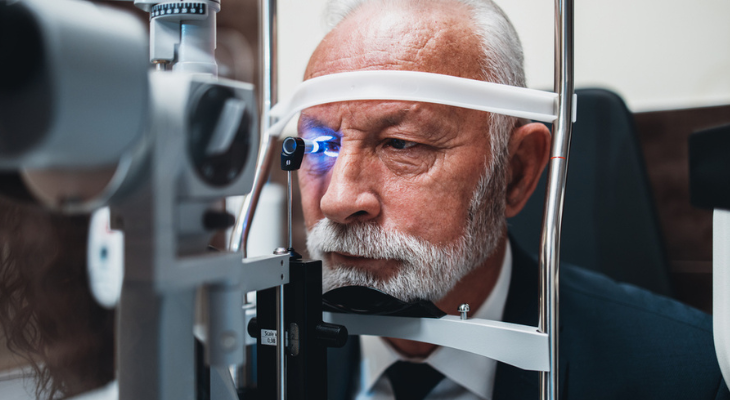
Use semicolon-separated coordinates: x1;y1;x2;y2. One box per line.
0;1;728;400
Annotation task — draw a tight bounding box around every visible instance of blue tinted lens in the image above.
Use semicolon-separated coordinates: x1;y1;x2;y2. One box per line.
307;135;339;157
283;137;298;154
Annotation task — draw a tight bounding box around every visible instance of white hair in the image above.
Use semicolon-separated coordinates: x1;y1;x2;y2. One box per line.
323;0;527;168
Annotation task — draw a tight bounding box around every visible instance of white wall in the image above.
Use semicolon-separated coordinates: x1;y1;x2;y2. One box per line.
277;0;730;116
500;0;730;112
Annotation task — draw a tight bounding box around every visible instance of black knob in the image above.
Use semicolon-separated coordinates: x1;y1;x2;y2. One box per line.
247;317;259;339
316;322;348;348
203;210;236;231
281;137;305;171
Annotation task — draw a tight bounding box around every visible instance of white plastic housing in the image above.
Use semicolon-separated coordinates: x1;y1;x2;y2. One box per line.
714;209;730;386
0;0;149;169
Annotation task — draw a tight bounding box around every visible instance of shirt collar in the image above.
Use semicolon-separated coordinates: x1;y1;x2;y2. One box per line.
359;240;513;399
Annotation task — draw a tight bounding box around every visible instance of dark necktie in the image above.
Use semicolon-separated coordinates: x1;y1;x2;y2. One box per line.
384;361;446;400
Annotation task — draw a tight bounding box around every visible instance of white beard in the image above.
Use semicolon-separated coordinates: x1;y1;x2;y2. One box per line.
306;161;506;302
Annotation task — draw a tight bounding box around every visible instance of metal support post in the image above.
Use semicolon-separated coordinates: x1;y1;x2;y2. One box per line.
539;0;574;400
229;0;279;256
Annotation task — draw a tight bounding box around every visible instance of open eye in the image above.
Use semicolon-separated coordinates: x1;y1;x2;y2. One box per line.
310;135;340;158
386;138;417;150
300;135;340;175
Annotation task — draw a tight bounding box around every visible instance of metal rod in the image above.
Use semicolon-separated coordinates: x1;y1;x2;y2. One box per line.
287;171;293;249
228;0;279;256
229;134;279;256
228;0;280;396
154;61;168;71
276;285;286;400
263;3;285;399
539;0;574;399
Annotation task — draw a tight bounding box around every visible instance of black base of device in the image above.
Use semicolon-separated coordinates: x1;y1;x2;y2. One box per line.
255;258;331;400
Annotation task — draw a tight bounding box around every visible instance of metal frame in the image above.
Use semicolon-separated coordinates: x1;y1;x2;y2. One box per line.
324;312;549;371
538;1;575;399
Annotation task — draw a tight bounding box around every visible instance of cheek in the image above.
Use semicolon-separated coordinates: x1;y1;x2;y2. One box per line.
379;177;474;246
378;147;438;177
298;171;329;229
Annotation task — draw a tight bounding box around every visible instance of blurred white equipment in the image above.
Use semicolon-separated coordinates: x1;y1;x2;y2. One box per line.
0;1;289;400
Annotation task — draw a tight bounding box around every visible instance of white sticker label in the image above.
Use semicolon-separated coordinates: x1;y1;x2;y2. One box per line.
87;207;124;309
261;329;277;346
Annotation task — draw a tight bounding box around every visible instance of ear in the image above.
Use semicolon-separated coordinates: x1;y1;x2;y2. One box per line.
504;122;551;218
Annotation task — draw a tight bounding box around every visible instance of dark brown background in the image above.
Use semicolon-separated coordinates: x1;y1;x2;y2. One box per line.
635;105;730;313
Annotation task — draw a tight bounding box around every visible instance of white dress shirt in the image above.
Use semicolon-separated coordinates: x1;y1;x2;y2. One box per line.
355;241;513;400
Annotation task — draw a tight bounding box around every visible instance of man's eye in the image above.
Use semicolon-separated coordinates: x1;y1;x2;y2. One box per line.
386;139;417;150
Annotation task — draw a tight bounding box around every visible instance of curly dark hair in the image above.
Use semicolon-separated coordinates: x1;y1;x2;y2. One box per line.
0;196;115;399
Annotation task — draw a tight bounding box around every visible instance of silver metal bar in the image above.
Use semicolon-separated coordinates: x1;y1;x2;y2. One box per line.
228;0;280;395
276;285;286;400
287;171;293;249
228;134;279;256
266;5;286;399
325;312;549;371
539;0;574;399
154;61;168;71
228;0;279;256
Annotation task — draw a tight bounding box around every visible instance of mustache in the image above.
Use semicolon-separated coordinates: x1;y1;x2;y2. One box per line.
306;218;455;262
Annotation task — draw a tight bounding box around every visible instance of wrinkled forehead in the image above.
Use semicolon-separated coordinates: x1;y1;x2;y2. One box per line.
300;100;412;128
304;0;484;81
298;100;475;138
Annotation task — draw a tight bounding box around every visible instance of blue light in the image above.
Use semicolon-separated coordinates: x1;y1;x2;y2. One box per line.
308;135;339;158
314;135;334;142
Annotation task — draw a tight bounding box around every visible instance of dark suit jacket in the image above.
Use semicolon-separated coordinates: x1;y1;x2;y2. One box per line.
328;242;730;399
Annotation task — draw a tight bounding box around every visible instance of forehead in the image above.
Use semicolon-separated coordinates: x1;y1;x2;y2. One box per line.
305;0;484;80
299;100;469;139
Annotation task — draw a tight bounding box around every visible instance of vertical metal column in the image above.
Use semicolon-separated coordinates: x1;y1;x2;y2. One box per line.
228;0;279;256
261;1;286;400
538;0;574;400
229;1;282;397
276;285;286;400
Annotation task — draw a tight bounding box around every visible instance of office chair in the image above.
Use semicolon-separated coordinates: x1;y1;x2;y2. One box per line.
509;88;673;297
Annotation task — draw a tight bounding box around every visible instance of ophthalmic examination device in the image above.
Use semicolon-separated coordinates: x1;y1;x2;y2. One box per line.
1;1;729;400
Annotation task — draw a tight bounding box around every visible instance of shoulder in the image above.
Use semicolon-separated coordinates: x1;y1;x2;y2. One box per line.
561;263;711;331
559;264;727;399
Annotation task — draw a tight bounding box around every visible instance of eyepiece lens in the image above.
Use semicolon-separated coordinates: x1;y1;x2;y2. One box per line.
283;137;298;154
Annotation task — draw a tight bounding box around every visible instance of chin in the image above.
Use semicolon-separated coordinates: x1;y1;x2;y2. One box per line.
321;262;451;303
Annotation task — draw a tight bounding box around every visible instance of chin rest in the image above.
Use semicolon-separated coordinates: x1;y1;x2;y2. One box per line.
322;286;446;318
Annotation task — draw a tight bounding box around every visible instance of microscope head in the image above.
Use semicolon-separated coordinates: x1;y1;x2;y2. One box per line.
0;0;149;171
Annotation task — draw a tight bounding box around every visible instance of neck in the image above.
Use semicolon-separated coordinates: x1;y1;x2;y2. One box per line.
384;235;507;358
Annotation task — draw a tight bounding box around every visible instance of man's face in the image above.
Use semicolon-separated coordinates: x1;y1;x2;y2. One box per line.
299;1;507;301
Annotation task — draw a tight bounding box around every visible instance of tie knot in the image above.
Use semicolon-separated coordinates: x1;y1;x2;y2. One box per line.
384;361;445;400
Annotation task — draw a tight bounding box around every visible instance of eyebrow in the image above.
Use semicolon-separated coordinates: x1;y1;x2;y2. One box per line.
299;115;337;135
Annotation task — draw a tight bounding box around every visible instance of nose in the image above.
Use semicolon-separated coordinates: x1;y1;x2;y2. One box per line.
319;150;381;224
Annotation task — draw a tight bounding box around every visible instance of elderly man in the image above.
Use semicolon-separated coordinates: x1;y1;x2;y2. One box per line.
296;0;729;399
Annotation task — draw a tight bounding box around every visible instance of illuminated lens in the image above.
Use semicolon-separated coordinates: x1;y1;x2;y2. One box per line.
309;135;339;158
283;137;298;154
